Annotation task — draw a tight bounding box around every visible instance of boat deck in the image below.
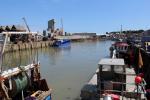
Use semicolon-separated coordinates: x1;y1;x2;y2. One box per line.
31;89;52;100
125;68;146;99
126;68;136;92
81;67;146;100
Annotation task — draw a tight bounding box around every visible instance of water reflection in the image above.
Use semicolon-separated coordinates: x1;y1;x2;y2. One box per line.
2;50;35;70
1;40;112;100
2;45;71;69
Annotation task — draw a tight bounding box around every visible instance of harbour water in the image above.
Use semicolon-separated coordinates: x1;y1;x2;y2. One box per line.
2;40;112;100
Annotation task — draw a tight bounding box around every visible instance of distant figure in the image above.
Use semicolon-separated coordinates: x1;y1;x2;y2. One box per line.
112;49;116;58
109;46;114;58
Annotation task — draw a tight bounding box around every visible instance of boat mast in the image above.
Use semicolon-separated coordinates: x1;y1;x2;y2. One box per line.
0;33;8;72
61;18;64;35
120;25;122;34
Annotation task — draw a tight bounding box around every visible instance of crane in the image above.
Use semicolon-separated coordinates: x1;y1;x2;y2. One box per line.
22;17;30;32
22;17;32;42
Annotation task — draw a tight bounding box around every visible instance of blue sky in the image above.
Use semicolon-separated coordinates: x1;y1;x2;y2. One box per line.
0;0;150;34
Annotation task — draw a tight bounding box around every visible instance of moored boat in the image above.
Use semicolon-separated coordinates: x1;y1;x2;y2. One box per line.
110;41;129;58
81;47;146;100
0;32;52;100
52;39;71;47
81;57;146;100
98;58;146;100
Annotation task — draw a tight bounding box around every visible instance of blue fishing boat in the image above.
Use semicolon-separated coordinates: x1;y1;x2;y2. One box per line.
53;39;71;47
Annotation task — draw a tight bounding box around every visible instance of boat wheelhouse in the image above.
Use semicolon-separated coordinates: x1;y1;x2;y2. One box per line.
97;58;146;100
110;41;129;58
141;36;150;53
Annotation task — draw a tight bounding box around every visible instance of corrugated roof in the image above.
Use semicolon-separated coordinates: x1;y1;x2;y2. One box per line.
113;42;129;47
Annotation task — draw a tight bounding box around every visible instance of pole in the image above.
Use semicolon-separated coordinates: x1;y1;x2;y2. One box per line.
61;18;64;35
0;33;8;72
120;25;122;34
137;84;139;100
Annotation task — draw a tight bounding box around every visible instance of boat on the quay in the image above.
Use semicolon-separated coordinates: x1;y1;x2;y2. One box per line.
0;32;52;100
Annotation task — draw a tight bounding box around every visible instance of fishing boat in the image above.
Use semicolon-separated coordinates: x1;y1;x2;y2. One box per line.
0;32;52;100
52;39;71;47
81;51;146;100
110;41;129;59
97;58;146;100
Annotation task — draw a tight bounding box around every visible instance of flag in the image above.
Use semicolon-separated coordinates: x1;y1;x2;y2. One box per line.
138;49;143;68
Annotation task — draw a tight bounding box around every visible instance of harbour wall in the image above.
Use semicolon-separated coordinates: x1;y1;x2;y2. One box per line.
3;36;106;53
4;41;54;53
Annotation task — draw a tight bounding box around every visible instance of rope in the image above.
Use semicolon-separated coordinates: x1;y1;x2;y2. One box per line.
1;81;11;100
22;90;24;100
18;66;31;88
18;50;22;67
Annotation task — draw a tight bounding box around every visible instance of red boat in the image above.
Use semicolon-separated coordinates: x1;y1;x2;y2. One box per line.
110;41;129;58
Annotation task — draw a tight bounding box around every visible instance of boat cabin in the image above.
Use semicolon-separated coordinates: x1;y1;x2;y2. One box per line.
52;39;71;47
97;58;126;97
113;42;129;53
142;36;150;53
97;58;147;99
110;42;129;58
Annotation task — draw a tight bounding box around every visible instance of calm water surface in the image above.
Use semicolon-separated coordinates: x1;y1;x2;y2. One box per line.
3;40;112;100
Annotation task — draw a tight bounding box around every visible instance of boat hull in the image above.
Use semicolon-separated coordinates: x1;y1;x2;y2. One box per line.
53;39;71;47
